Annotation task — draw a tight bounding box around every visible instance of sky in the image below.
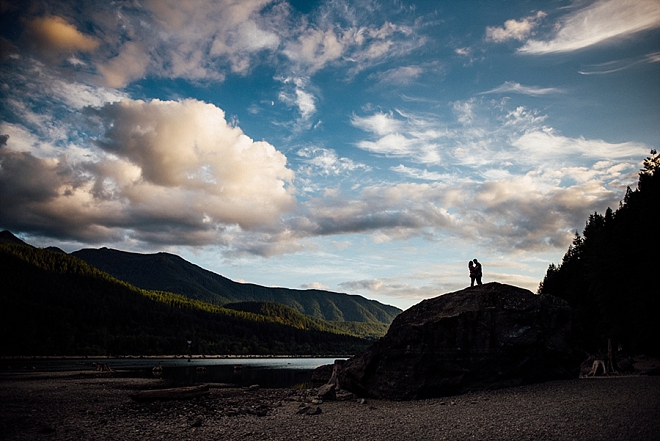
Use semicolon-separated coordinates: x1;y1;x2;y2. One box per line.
1;0;658;311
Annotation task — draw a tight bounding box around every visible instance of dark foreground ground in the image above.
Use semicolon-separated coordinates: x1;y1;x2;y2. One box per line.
1;371;659;441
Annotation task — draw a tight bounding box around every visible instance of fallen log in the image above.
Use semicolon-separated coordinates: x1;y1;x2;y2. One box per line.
129;384;210;402
206;382;240;389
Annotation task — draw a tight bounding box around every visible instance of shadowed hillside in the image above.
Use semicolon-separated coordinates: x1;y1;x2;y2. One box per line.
0;244;377;356
72;247;401;325
224;301;389;340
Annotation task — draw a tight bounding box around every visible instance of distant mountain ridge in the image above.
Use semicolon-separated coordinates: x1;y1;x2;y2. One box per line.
71;247;400;325
0;243;375;356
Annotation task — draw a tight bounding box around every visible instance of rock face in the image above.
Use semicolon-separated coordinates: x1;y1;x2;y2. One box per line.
337;283;584;400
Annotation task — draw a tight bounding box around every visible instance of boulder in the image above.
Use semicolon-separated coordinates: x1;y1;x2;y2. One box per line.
317;383;336;401
311;363;334;384
337;283;584;400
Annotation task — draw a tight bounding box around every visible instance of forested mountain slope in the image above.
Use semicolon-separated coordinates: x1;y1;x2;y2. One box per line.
72;247;401;324
0;244;375;356
539;150;660;354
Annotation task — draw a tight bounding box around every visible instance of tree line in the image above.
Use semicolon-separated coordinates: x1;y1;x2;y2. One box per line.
539;150;660;355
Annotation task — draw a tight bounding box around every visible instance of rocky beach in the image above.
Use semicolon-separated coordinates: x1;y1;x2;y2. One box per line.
1;368;659;441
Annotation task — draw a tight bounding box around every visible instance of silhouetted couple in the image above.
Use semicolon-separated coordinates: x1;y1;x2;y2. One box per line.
468;259;482;287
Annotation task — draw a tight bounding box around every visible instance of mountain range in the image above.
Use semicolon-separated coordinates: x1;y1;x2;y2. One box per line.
71;247;400;324
0;230;400;356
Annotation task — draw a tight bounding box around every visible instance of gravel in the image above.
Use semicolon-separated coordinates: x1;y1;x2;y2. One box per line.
1;372;659;440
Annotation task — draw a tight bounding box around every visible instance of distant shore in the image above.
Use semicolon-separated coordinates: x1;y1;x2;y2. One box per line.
1;354;352;360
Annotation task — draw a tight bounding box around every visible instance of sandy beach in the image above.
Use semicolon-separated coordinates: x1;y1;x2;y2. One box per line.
1;369;659;441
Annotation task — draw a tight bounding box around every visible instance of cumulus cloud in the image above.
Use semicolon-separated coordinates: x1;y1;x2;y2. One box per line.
0;98;295;245
486;11;546;43
294;162;632;253
519;0;660;54
24;15;99;53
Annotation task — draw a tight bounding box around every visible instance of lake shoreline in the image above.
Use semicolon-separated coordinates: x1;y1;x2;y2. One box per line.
0;354;353;360
1;370;659;440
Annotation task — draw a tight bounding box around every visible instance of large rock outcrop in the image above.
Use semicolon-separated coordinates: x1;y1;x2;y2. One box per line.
337;283;584;400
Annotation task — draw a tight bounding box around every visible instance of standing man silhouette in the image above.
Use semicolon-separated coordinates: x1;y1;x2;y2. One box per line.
472;259;483;286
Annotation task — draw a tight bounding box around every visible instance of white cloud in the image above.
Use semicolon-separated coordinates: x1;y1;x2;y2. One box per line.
480;81;564;96
296;161;634;254
350;110;448;164
2;56;127;113
351;111;403;136
519;0;660;54
512;130;648;161
283;27;346;74
486;11;546;42
282;3;426;76
578;52;660;75
147;0;280;75
299;281;330;290
373;65;424;85
352;100;648;176
390;164;451;181
276;76;319;129
296;146;370;177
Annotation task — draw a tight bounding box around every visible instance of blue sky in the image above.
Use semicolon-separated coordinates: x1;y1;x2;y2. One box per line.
1;0;658;310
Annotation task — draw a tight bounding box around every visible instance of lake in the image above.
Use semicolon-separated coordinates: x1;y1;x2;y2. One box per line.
0;357;346;388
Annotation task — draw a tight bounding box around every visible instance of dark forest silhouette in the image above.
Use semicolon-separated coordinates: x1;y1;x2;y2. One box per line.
0;244;379;356
539;150;660;355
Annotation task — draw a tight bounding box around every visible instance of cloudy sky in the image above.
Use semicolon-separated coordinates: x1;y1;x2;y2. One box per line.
1;0;658;310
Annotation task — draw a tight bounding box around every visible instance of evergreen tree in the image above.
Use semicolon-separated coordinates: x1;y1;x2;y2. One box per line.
539;150;660;354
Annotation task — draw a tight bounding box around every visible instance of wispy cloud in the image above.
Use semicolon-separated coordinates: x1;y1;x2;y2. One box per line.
277;76;318;125
519;0;660;54
579;52;660;75
282;1;427;76
390;165;452;181
371;65;424;85
350;110;446;164
479;81;564;96
296;146;370;179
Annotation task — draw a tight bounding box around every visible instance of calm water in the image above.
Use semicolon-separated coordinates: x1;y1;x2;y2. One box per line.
0;357;345;388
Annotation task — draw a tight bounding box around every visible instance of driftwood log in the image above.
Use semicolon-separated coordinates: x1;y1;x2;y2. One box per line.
129;384;210;402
